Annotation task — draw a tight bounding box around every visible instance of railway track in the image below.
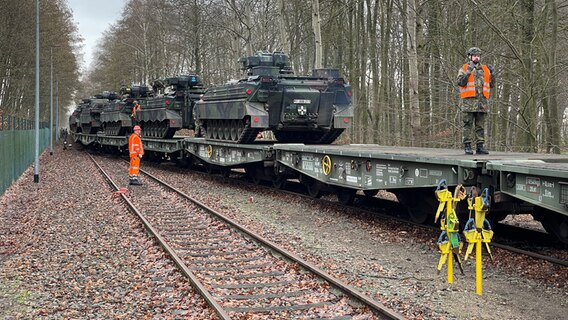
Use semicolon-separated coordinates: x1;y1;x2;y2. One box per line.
89;154;404;319
138;160;568;268
308;191;568;268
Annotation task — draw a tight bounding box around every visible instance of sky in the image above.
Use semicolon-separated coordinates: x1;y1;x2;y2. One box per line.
67;0;125;72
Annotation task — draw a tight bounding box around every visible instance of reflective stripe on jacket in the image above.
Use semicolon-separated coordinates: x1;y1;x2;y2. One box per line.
128;133;144;157
459;64;491;99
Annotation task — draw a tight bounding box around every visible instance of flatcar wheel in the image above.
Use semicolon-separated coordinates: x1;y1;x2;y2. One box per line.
251;173;262;185
220;167;231;178
337;187;356;205
406;205;429;224
175;155;193;168
305;177;322;198
363;189;379;197
271;176;286;189
205;163;215;175
395;190;434;224
534;207;568;244
245;166;262;185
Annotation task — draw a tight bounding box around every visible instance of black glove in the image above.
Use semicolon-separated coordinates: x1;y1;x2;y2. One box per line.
467;62;475;73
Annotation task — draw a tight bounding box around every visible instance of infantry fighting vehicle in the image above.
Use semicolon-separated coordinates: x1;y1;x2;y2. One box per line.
194;51;353;144
68;107;81;133
136;75;205;139
71;95;110;134
100;86;148;136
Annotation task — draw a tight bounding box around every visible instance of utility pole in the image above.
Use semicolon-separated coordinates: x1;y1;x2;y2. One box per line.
50;46;53;155
34;0;40;183
56;77;59;143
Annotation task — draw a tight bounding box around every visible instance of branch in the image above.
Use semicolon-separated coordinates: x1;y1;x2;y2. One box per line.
467;0;523;65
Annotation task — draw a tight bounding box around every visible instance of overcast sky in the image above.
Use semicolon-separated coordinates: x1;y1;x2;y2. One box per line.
67;0;125;72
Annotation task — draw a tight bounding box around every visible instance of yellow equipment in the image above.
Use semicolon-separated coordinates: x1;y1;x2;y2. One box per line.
464;187;494;295
434;180;466;283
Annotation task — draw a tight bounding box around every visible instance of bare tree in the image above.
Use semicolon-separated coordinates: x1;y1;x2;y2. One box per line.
312;0;323;69
405;0;420;146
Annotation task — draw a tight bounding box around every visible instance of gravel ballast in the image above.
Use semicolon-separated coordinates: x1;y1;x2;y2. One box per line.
1;145;567;319
0;146;217;319
141;158;568;320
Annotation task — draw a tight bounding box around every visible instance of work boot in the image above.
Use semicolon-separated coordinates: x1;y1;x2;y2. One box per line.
476;143;489;155
464;143;473;155
129;177;143;185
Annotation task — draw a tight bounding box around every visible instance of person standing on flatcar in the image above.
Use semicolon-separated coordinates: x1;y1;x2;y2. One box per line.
457;47;495;155
131;100;141;125
128;125;144;185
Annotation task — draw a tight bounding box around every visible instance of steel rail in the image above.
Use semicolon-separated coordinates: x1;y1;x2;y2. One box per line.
317;196;568;267
145;162;568;267
89;155;232;320
137;166;406;320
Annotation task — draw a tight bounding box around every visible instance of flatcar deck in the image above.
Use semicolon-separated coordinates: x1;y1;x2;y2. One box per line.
274;143;567;163
274;143;568;191
72;133;568;243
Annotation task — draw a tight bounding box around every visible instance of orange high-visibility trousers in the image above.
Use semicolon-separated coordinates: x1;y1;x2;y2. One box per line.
129;156;140;176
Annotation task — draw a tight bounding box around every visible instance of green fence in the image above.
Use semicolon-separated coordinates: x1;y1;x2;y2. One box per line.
1;115;50;196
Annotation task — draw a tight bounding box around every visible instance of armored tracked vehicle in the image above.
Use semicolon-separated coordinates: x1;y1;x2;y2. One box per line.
137;75;205;139
69;106;81;133
194;51;353;144
100;87;147;136
76;95;109;134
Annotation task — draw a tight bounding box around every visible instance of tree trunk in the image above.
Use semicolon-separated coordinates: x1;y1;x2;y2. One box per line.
543;0;560;153
277;0;291;54
312;0;323;69
518;0;537;152
406;0;420;146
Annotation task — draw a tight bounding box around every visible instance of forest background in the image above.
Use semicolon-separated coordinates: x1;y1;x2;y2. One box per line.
1;0;567;153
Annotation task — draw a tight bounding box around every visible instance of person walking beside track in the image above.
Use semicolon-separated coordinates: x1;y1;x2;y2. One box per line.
128;125;144;185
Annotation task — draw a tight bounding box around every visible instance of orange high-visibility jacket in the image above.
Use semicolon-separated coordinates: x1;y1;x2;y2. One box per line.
459;64;491;99
128;133;144;157
132;103;141;118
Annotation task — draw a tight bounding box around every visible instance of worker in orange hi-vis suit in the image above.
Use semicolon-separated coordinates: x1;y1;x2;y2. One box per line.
128;125;144;185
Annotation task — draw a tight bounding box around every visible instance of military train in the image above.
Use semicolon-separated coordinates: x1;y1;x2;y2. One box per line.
70;53;568;246
69;75;205;139
70;52;353;144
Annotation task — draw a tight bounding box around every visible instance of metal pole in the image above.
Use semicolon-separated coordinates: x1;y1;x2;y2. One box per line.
50;47;53;155
56;77;59;143
34;0;40;183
